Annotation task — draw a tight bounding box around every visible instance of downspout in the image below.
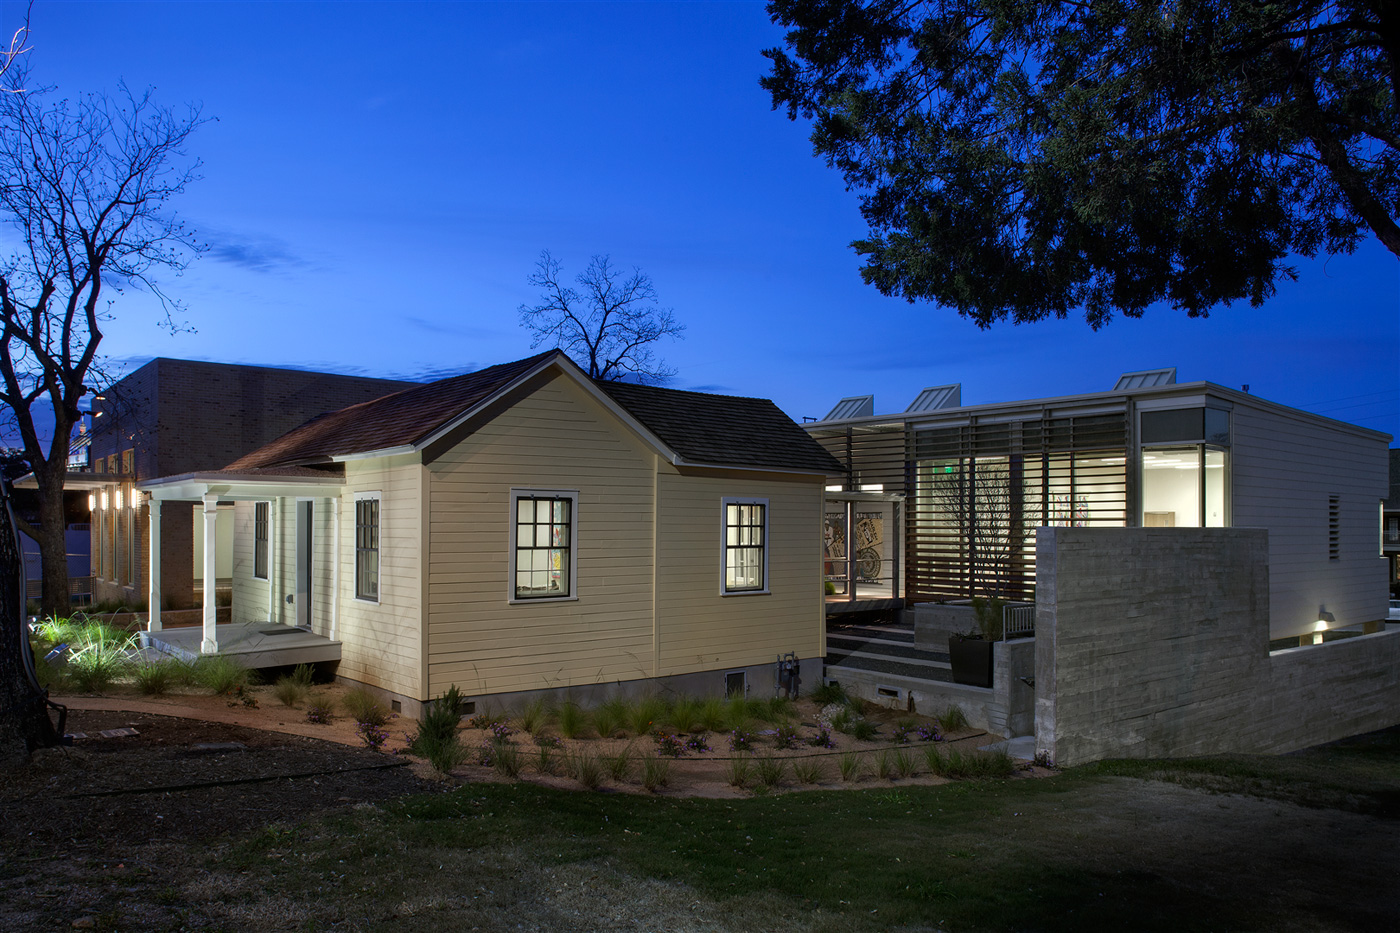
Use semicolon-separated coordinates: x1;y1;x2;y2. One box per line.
652;453;660;679
330;496;339;642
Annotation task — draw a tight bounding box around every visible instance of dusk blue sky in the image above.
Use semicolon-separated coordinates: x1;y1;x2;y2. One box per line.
9;1;1398;440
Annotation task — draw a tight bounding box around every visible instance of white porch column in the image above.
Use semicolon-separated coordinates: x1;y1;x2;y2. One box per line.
201;493;219;654
147;498;161;632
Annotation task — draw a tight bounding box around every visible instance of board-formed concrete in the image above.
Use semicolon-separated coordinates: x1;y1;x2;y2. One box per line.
1035;527;1400;767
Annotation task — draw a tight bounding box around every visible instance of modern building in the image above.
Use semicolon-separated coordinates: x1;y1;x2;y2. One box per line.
807;368;1392;639
80;358;416;608
1384;448;1400;596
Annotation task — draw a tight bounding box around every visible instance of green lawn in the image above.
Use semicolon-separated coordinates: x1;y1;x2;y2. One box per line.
205;728;1400;932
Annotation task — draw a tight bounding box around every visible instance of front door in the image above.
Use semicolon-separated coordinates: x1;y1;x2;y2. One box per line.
294;500;313;629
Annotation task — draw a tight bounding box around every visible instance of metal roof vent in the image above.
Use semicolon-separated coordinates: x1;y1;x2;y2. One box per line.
1114;368;1177;390
822;395;875;421
906;384;962;413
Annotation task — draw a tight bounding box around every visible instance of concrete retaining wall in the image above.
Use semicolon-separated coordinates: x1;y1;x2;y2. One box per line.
1035;527;1400;767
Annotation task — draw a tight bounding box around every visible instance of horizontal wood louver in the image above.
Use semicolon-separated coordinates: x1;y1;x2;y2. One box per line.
908;414;1128;602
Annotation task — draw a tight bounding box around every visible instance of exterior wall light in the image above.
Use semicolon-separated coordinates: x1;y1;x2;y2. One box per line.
99;490;108;510
88;494;95;511
1316;609;1335;631
130;488;142;509
114;488;123;510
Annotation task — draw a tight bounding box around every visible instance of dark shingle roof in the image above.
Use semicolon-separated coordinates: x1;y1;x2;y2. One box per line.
225;352;557;469
597;381;843;474
224;351;842;475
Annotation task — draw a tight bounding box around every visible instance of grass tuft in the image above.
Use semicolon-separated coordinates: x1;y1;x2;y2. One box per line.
642;755;671;792
557;700;590;740
342;686;391;726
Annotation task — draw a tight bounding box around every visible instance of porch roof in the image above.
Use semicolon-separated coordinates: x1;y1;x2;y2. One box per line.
137;465;345;502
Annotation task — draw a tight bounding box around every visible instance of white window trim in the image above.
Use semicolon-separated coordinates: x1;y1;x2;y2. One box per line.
353;491;382;604
720;496;770;596
508;488;580;604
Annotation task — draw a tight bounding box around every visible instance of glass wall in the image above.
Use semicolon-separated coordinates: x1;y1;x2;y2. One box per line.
1139;407;1230;528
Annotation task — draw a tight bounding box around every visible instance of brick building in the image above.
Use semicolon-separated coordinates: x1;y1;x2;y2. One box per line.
83;359;415;608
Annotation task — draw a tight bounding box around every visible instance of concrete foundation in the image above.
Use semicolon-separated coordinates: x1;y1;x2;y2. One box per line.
340;656;825;723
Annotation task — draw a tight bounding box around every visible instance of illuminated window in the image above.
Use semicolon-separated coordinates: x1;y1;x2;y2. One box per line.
722;498;768;594
511;492;576;600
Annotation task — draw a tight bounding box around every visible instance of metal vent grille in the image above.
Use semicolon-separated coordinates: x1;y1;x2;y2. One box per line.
1329;495;1340;560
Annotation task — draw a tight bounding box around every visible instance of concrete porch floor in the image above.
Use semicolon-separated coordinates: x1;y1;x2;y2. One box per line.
147;622;341;669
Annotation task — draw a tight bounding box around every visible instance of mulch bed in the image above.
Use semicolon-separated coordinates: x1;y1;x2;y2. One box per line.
0;709;444;858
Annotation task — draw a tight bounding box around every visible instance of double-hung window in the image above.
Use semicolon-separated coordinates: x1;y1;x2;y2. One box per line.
511;490;577;601
253;501;269;580
355;494;380;601
722;498;768;594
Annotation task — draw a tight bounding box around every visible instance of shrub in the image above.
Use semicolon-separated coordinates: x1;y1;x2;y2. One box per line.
343;686;390;726
467;711;504;730
410;686;467;774
754;752;786;788
793;758;825;784
839;751;864;782
603;744;636;782
725;754;752;788
357;721;389;751
808;727;835;749
684;732;711;753
642;755;671;792
938;704;969;733
728;728;755;753
848;719;879;741
306;705;333;724
653;733;685;758
773;724;800;750
556;700;590;739
534;733;562;748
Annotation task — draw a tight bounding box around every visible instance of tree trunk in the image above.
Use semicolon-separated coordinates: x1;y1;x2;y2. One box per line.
0;480;62;768
33;461;72;619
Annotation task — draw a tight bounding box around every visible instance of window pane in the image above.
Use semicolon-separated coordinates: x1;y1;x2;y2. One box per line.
1142;446;1201;528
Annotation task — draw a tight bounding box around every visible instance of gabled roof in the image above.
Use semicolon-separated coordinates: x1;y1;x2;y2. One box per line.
225;352;557;470
224;351;842;476
596;381;843;474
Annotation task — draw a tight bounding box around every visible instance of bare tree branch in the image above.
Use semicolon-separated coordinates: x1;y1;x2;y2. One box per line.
518;250;685;383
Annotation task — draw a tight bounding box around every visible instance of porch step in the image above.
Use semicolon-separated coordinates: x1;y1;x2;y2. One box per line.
826;660;955;685
825;619;953;684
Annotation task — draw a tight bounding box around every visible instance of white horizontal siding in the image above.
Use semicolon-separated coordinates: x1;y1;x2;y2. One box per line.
1230;401;1390;635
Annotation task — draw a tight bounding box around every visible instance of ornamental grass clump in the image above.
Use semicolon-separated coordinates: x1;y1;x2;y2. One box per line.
564;750;603;790
925;744;1014;778
516;695;549;734
192;654;252;696
492;741;522;778
132;656;184;696
603;744;636;782
642;755;672;792
625;696;663;736
535;745;560;776
839;751;864;782
726;754;752;788
273;664;315;708
556;700;590;739
667;695;702;734
938;704;969;733
343;686;391;726
593;697;626;739
809;681;849;706
697;696;727;733
754;752;786;789
793;757;825;784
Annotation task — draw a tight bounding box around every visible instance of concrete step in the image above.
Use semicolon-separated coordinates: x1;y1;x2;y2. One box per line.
826;659;955;684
